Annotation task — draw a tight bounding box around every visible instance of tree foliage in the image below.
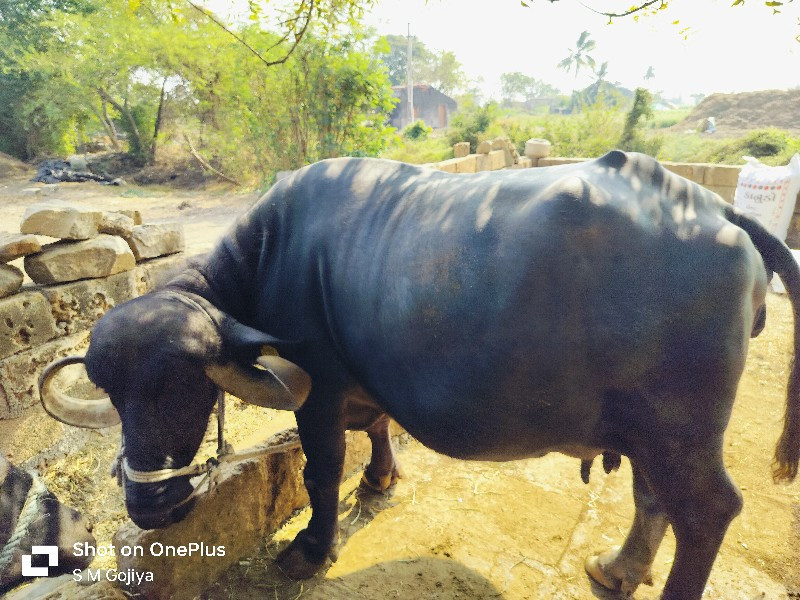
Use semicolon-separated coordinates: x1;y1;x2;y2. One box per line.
557;31;596;78
446;98;498;153
522;0;796;19
499;72;560;104
0;0;98;157
619;87;662;155
376;34;466;95
1;0;396;179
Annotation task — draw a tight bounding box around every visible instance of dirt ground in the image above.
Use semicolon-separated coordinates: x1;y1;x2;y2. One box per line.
0;162;798;599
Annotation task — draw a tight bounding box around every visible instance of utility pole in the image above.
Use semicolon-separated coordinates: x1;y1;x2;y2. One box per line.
406;23;414;127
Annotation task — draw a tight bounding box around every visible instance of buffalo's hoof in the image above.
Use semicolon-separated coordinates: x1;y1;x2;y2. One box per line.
585;546;653;596
360;466;403;494
275;530;336;580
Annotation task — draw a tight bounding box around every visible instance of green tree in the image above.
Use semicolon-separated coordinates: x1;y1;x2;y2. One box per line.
557;31;597;78
418;49;466;96
500;72;559;104
376;34;466;94
5;0;396;176
15;1;182;163
0;0;98;158
619;87;662;155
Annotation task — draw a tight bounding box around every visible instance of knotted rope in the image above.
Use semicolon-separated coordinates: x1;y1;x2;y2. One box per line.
0;470;49;576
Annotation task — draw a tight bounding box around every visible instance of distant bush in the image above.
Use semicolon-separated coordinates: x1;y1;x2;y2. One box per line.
537;95;626;158
446;101;499;152
657;128;800;166
738;128;789;157
694;128;798;165
382;133;451;164
647;108;691;129
403;120;432;140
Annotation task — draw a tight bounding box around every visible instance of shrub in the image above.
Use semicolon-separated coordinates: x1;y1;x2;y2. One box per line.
403;120;432;140
446;101;499;152
536;95;625;158
738;128;789;157
696;128;795;165
381;133;452;164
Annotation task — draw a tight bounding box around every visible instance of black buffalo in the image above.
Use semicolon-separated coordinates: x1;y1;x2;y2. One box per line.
41;151;799;599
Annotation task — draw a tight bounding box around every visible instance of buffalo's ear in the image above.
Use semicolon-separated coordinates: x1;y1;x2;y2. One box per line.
209;317;309;411
217;317;301;363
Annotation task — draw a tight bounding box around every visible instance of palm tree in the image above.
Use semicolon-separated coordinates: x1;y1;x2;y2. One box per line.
594;61;609;85
557;31;596;77
587;61;609;104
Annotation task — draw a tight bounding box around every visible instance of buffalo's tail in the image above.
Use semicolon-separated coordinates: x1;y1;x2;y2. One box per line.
727;206;800;482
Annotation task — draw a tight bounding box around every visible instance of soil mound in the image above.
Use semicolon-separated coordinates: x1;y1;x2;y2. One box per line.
677;89;800;134
0;152;33;179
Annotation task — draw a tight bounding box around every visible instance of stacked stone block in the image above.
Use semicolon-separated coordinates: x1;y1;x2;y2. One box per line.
0;234;40;297
0;200;187;417
434;137;540;174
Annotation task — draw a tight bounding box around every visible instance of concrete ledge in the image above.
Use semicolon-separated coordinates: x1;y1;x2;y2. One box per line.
455;155;478;174
661;161;706;182
703;164;741;188
114;424;405;599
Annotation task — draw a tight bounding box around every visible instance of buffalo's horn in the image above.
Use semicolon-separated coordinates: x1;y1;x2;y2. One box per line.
39;356;121;429
204;355;310;411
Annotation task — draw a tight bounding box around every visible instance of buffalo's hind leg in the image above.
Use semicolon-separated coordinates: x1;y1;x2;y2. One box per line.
589;433;743;599
360;414;403;494
585;464;668;595
644;439;742;600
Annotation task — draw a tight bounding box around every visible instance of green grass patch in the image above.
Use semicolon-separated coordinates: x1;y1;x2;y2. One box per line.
648;108;692;129
381;133;452;164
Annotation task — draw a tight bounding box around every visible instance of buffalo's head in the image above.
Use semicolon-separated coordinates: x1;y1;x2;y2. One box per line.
39;291;310;530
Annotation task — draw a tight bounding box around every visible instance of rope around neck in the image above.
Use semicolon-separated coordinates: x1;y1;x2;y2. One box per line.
0;470;49;576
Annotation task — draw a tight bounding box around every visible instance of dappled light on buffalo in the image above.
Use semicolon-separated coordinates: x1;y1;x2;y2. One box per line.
15;152;795;599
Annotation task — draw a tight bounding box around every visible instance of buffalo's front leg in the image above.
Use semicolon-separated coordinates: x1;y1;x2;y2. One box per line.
360;414;403;493
276;395;345;579
585;464;668;595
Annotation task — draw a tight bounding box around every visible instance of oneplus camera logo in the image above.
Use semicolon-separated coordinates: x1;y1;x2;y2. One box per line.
22;546;58;577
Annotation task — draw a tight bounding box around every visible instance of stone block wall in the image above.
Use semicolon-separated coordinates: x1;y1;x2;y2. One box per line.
0;200;188;418
0;255;186;418
430;137;524;174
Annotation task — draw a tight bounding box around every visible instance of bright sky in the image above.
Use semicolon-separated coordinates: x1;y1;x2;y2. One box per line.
364;0;800;102
207;0;800;103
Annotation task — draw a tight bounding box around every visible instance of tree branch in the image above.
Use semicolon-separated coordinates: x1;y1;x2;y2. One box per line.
97;86;144;157
184;0;313;68
183;133;242;186
577;0;664;18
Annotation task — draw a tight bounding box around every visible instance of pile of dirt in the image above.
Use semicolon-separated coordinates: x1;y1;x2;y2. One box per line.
677;89;800;134
0;152;33;179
